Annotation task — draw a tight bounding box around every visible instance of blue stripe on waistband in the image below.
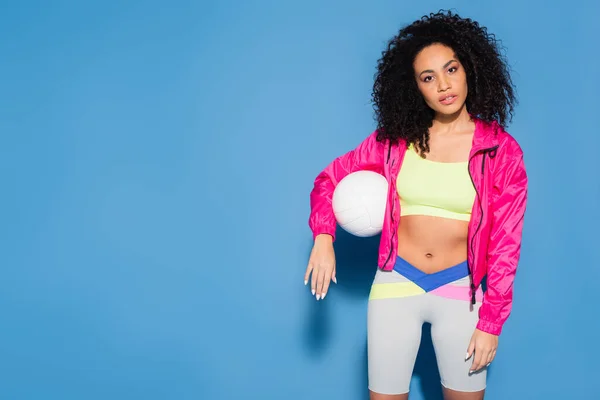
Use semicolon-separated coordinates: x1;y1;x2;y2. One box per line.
393;256;469;292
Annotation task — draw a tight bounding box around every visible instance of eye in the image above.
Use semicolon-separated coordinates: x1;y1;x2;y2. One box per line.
423;76;434;83
448;66;458;73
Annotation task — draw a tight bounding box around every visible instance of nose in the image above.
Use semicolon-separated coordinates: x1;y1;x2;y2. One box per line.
437;75;451;92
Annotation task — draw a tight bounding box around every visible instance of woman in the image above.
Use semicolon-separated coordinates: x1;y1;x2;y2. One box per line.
305;10;528;400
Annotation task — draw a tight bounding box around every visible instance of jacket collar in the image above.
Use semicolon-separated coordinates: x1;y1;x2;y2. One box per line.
471;117;501;155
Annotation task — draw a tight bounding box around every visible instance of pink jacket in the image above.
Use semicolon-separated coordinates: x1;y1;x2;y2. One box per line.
309;118;528;336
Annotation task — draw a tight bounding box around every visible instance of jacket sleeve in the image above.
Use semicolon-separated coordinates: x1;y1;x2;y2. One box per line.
477;151;528;336
308;130;386;241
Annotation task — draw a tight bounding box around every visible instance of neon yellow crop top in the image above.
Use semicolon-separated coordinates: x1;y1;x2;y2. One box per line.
396;144;476;221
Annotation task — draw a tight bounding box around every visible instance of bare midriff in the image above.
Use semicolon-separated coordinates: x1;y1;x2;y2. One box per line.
396;215;468;274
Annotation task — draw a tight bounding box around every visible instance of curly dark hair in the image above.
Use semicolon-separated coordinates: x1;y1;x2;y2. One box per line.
372;10;516;154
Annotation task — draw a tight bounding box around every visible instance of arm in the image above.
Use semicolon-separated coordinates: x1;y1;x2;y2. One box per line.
308;130;386;241
476;151;529;336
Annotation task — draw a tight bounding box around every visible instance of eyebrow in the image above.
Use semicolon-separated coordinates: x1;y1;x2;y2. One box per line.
418;59;458;77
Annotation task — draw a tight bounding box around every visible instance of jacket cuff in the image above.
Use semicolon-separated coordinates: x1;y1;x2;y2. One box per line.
312;225;337;242
476;319;503;336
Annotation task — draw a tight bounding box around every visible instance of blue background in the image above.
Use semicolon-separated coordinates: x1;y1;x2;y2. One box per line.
1;0;598;399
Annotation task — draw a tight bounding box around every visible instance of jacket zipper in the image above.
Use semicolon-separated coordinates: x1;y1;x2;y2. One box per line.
467;145;499;304
383;158;395;269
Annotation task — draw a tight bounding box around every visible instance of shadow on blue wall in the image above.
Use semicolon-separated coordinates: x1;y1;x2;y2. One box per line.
304;228;493;399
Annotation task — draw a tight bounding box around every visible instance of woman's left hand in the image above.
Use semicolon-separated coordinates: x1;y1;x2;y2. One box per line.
466;329;498;373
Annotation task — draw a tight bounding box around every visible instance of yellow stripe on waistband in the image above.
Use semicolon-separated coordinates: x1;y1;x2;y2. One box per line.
368;282;426;300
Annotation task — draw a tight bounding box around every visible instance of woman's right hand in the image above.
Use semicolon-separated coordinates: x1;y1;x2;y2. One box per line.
304;234;337;300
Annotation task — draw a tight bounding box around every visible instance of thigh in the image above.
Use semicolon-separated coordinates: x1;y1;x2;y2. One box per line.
428;278;486;393
367;269;426;396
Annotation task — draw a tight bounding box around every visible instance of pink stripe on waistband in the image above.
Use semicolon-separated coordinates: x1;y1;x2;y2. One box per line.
429;284;484;302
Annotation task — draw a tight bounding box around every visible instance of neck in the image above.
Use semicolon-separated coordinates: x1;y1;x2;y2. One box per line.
431;106;472;134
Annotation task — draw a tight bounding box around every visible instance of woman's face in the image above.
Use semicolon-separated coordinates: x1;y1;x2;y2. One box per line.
413;43;468;117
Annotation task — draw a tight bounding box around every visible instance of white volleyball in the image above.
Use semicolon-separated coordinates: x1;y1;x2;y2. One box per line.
332;170;389;237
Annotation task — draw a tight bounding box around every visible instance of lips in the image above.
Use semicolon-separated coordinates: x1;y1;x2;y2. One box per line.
439;94;458;105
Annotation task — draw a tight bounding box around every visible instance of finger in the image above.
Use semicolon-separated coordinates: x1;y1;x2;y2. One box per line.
470;348;486;373
321;270;333;299
465;338;475;361
315;266;326;300
310;265;318;296
486;349;497;367
478;349;492;372
304;262;314;286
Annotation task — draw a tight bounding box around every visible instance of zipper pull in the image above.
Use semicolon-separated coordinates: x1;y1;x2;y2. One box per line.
470;283;476;305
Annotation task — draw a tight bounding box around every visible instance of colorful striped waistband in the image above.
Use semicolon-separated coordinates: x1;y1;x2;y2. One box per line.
369;256;483;302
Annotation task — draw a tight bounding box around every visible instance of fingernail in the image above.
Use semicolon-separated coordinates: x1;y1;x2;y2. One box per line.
486;363;491;367
321;293;326;299
316;294;320;300
311;289;315;296
304;280;307;285
465;353;470;360
333;277;337;284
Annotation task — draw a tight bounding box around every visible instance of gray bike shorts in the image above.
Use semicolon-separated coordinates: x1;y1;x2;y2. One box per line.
367;256;486;395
